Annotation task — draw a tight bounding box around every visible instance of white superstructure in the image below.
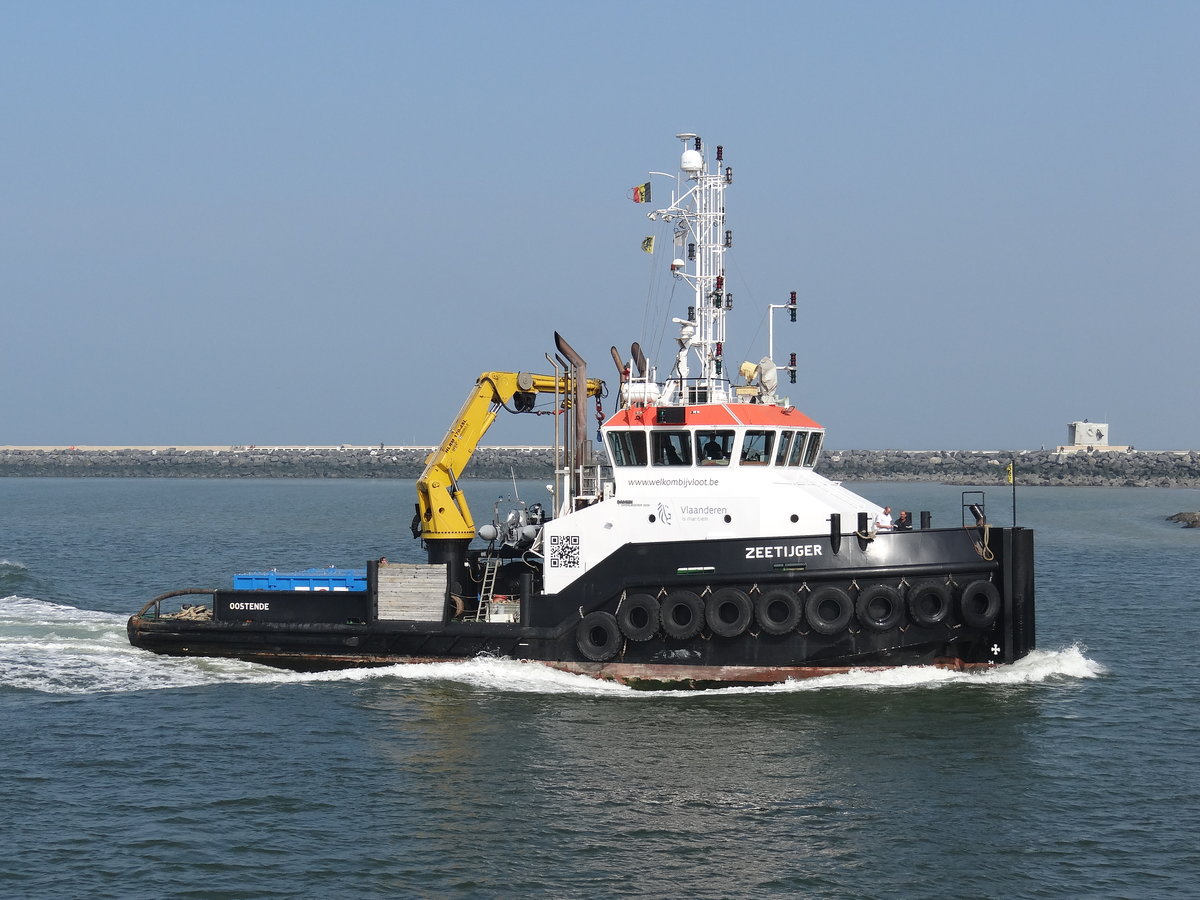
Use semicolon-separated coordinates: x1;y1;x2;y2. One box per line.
540;135;885;593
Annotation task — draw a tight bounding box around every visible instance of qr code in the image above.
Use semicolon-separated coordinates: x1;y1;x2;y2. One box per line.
549;534;580;568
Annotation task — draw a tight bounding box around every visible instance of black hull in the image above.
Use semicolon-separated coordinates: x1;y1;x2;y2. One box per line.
128;526;1034;689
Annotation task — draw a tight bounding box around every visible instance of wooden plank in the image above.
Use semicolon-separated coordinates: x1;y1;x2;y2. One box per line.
377;563;446;622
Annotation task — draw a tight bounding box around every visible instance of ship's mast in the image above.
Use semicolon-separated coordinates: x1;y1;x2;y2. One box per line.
649;134;732;405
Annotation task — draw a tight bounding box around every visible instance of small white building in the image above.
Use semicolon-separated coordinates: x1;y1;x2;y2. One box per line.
1057;421;1130;453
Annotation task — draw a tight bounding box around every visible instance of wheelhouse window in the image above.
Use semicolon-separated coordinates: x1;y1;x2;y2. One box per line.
740;430;774;465
607;430;647;467
652;431;693;466
696;430;734;465
775;431;793;466
788;431;809;467
803;432;823;467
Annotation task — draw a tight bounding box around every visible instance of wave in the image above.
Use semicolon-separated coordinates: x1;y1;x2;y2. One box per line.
1;596;1103;696
0;596;286;695
0;560;59;609
0;559;30;588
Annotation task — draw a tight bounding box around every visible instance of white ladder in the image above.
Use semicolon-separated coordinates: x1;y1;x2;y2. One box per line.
476;557;501;620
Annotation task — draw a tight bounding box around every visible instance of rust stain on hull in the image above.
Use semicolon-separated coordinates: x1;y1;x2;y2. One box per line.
541;658;990;690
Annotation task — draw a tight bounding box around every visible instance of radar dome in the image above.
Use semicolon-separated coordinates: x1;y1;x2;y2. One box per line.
680;149;703;172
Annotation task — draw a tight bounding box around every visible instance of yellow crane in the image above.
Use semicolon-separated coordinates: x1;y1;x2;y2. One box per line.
413;368;604;559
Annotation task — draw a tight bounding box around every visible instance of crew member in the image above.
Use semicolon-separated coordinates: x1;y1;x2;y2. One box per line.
875;506;894;531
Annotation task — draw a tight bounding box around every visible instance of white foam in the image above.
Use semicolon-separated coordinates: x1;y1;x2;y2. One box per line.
711;644;1106;695
966;643;1107;683
1;595;296;694
1;596;1104;697
164;645;1105;698
0;595;118;628
279;657;633;695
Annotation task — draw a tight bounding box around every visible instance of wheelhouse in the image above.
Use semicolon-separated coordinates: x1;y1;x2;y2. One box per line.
603;405;826;471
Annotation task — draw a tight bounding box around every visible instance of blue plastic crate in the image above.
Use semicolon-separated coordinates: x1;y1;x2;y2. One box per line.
233;566;367;592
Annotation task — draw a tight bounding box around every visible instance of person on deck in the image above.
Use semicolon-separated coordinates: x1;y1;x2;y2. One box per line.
874;506;894;531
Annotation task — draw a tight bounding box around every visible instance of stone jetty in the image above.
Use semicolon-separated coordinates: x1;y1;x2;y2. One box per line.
2;446;1200;486
820;449;1200;488
0;446;553;480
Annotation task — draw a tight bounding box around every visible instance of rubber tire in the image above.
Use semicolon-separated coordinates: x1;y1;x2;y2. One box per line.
576;611;621;661
617;593;660;642
805;586;853;636
907;581;952;627
661;590;705;640
959;580;1002;628
856;584;905;632
755;589;803;635
706;588;753;638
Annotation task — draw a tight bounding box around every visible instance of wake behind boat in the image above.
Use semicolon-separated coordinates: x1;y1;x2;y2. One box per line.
128;134;1035;689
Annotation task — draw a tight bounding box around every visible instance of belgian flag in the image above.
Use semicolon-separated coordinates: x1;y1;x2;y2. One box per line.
631;181;651;203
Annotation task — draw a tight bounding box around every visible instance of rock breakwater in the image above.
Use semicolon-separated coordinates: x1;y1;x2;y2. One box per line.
0;446;552;479
3;446;1200;486
820;449;1200;488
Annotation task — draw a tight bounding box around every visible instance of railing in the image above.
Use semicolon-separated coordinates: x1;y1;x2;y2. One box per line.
134;588;215;618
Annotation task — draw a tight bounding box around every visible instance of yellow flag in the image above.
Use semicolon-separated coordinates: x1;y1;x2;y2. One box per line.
641;236;654;254
1006;462;1014;484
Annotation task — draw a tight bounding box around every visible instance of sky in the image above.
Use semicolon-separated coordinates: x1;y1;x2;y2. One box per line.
2;1;1197;451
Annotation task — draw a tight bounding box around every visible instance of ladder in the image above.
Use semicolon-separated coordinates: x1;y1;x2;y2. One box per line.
476;557;501;621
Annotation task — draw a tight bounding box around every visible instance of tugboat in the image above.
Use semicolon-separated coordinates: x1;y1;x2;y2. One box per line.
128;134;1035;689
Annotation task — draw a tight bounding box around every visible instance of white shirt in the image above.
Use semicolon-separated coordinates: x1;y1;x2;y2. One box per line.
874;510;893;531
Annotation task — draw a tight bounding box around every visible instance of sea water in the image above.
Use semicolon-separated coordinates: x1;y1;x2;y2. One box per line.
2;477;1198;898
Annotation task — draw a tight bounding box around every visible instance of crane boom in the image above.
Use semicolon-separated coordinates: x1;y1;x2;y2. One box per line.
414;370;603;549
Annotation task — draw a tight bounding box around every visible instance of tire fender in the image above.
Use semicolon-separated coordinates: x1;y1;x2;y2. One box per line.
706;587;753;638
755;589;803;635
907;580;952;627
617;593;660;642
805;586;853;636
856;584;905;632
576;611;621;661
661;590;705;640
959;580;1001;628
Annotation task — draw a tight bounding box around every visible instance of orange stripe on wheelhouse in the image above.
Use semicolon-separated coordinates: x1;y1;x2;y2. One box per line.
604;404;823;430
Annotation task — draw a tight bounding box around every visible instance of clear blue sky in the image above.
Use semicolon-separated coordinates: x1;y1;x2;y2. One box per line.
3;1;1196;450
